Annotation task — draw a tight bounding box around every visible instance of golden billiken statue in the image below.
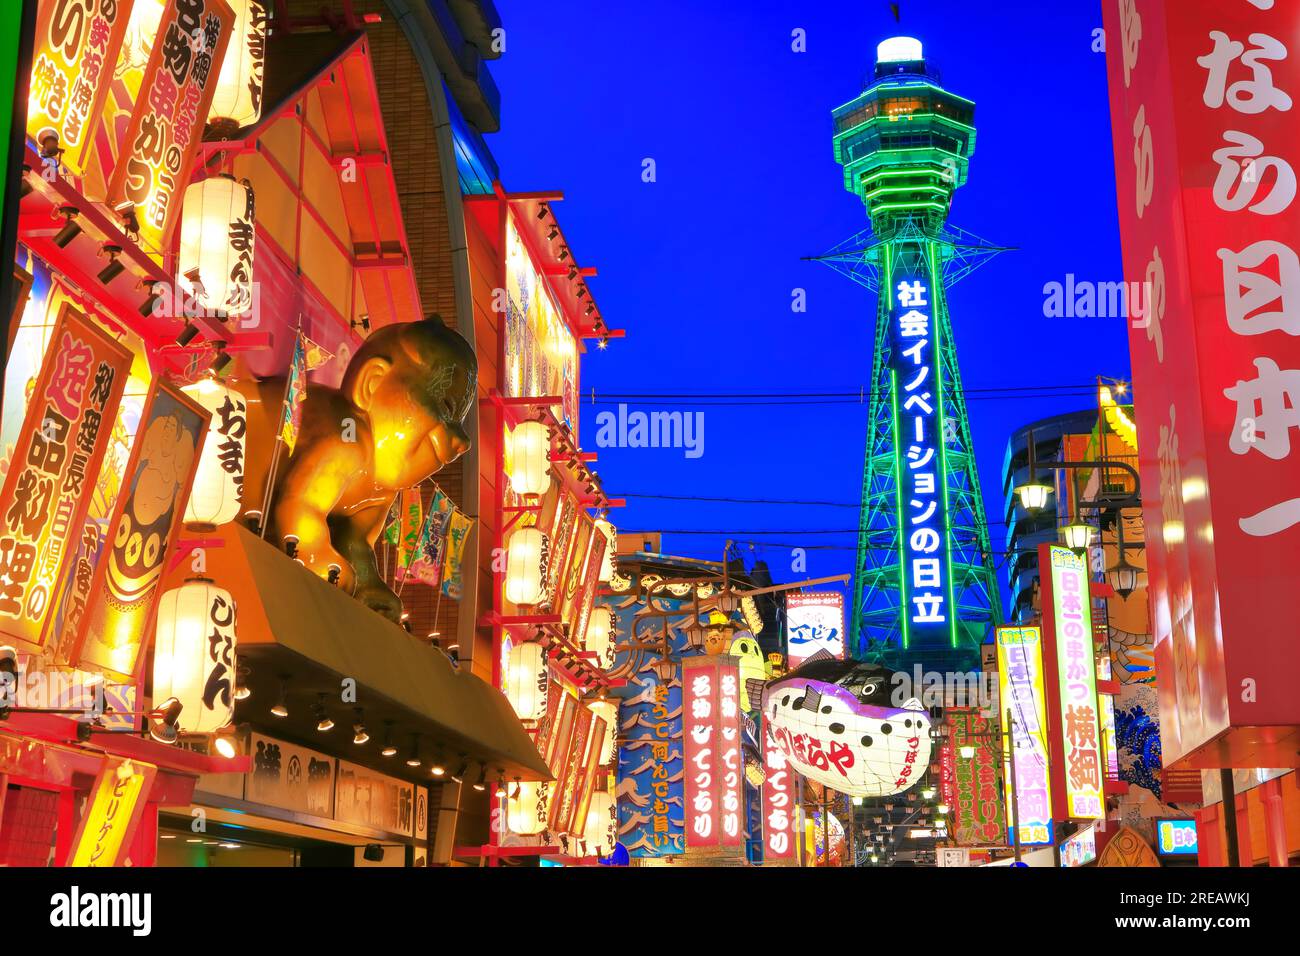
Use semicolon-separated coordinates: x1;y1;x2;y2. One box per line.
237;315;476;621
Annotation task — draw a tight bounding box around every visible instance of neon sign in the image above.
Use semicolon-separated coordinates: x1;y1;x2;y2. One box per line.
996;626;1053;846
891;272;949;642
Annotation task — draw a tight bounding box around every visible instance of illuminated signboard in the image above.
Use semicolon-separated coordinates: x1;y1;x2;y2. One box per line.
1155;818;1198;856
996;626;1052;846
503;212;579;434
27;0;134;176
761;723;796;861
784;591;845;668
947;706;1006;846
682;655;744;849
889;271;951;647
71;379;209;679
1046;545;1104;820
682;655;721;847
0;304;133;654
106;0;235;255
69;759;155;867
1060;824;1097;868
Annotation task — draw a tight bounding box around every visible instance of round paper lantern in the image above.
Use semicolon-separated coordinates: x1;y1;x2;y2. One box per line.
177;174;256;317
588;698;619;765
208;0;268;132
583;790;618;856
505;528;548;606
153;579;238;735
506;420;550;496
507;781;549;836
183;380;247;528
593;518;617;583
584;604;617;670
505;640;547;721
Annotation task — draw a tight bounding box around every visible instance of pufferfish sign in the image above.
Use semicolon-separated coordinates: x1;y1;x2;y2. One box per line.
762;657;931;797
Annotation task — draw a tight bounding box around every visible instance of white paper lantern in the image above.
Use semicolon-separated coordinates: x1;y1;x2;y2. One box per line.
183;380;247;528
153;580;238;734
507;780;549;836
582;790;617;856
588;698;619;765
505;640;547;721
177;174;256;316
593;518;617;583
584;604;617;670
506;420;551;496
505;527;548;606
208;0;268;131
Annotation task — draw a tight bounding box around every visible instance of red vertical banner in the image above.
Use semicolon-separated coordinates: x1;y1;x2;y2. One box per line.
717;660;743;846
0;304;132;653
106;0;235;255
948;707;1007;847
683;655;720;847
70;379;209;679
1104;0;1300;767
762;723;796;861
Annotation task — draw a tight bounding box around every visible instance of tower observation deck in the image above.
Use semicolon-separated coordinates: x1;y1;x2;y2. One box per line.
818;37;1004;675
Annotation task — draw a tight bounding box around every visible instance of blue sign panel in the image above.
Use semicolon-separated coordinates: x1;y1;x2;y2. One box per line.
890;270;950;647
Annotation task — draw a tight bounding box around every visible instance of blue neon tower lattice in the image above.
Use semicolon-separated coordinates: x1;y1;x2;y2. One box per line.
814;36;1006;673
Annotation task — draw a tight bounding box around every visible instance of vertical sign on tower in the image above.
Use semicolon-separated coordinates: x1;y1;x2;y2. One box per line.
891;267;948;646
996;625;1052;846
1041;544;1104;820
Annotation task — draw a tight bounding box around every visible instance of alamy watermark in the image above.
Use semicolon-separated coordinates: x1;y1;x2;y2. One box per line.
1043;275;1154;321
594;404;704;459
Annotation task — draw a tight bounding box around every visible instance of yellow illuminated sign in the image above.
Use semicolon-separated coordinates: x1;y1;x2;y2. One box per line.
70;759;154;867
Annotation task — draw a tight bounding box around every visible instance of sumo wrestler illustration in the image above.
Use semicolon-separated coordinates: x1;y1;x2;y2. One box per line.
236;315;475;621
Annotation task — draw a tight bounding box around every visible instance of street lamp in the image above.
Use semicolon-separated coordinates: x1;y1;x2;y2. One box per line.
1059;520;1094;551
1106;516;1144;598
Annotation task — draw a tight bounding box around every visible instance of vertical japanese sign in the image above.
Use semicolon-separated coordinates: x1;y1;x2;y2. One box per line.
28;0;134;176
682;655;721;847
890;263;950;647
761;723;796;861
718;661;743;846
0;304;132;653
995;626;1052;846
107;0;234;254
1103;0;1300;765
71;379;208;679
1042;545;1103;820
569;712;607;838
784;591;845;668
551;702;591;834
947;707;1007;846
69;758;155;866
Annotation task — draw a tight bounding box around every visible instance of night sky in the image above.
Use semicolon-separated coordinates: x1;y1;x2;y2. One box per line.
489;0;1131;609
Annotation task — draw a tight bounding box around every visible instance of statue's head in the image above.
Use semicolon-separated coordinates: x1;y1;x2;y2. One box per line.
342;315;476;488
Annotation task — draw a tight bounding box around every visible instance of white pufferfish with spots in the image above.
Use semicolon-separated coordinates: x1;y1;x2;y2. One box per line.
761;654;932;798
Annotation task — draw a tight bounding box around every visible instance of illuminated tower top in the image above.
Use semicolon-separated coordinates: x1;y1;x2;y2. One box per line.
832;37;977;236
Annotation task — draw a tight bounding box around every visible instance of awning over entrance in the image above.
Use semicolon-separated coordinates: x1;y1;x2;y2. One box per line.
167;525;550;782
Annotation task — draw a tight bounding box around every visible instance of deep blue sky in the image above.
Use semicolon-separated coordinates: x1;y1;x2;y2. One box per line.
489;0;1130;609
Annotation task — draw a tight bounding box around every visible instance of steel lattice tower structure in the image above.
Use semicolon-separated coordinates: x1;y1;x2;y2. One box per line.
813;37;1005;674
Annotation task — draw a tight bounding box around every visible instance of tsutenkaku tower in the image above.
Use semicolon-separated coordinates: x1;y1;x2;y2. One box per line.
816;36;1004;674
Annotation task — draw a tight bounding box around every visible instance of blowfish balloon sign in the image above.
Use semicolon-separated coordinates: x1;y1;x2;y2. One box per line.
762;657;931;797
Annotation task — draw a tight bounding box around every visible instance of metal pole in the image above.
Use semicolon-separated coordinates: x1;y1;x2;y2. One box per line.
1220;769;1240;867
821;785;830;867
1005;706;1022;865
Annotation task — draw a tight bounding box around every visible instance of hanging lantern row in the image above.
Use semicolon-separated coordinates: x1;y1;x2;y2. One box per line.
584;604;617;672
153;579;238;735
504;640;547;721
593;518;617;583
506;420;552;497
208;0;268;133
587;697;619;765
183;379;248;528
504;527;549;606
506;780;549;836
177;174;256;317
582;789;618;856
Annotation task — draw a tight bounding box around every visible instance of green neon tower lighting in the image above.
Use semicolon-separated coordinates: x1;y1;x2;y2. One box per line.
814;36;1005;674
